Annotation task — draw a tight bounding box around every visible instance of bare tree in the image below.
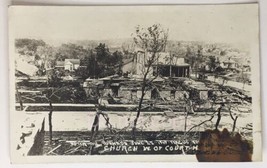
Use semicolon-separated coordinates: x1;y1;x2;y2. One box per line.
21;86;67;144
131;24;168;140
36;45;56;70
41;87;65;144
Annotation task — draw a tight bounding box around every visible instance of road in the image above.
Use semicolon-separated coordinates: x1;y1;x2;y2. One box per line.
206;76;252;92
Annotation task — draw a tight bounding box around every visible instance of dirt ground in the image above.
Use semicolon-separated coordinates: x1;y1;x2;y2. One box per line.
40;108;253;155
39;109;252;133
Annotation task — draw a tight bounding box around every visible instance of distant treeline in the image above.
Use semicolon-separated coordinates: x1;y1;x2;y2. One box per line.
15;38;127;78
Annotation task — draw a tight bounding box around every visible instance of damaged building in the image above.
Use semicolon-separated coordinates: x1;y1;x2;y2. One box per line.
83;74;190;104
133;51;190;78
83;50;192;104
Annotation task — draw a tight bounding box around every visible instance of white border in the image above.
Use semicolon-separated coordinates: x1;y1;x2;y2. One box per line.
1;0;267;167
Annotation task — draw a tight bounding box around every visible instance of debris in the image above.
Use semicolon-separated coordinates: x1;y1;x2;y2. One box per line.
64;145;81;155
164;109;176;117
46;144;62;155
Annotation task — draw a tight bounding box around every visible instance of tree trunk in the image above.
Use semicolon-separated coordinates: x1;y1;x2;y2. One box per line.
132;85;146;141
48;101;53;144
132;61;151;141
215;105;222;130
170;65;172;77
184;111;188;133
230;109;238;133
90;112;100;141
20;100;23;111
232;116;238;133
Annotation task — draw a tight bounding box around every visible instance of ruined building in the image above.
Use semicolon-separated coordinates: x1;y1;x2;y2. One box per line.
132;51;190;78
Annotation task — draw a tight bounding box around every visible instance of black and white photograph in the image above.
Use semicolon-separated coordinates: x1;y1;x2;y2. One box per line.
8;4;261;163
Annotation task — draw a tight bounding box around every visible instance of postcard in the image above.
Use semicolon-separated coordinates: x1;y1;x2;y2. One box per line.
9;4;261;163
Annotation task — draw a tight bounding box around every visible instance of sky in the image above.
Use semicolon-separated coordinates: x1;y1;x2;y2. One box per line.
9;4;259;48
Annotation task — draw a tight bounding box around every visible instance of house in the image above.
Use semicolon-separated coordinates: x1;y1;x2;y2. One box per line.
55;61;65;70
64;59;80;71
133;51;190;78
55;59;81;72
220;57;239;70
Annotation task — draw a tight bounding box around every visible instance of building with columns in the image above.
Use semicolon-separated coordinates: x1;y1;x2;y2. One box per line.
133;51;190;78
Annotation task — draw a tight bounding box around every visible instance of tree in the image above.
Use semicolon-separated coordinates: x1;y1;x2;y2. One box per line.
185;46;196;73
47;69;61;87
195;45;204;77
112;51;123;74
208;56;217;72
131;24;168;140
15;38;54;75
88;43;123;78
36;45;57;70
213;66;225;82
56;43;88;60
94;43;112;78
185;44;204;77
15;38;46;54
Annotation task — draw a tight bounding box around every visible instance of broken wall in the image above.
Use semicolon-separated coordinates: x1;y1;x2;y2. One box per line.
137;90;151;100
160;90;171;101
199;91;208;100
103;88;113;97
118;89;132;100
175;90;187;100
